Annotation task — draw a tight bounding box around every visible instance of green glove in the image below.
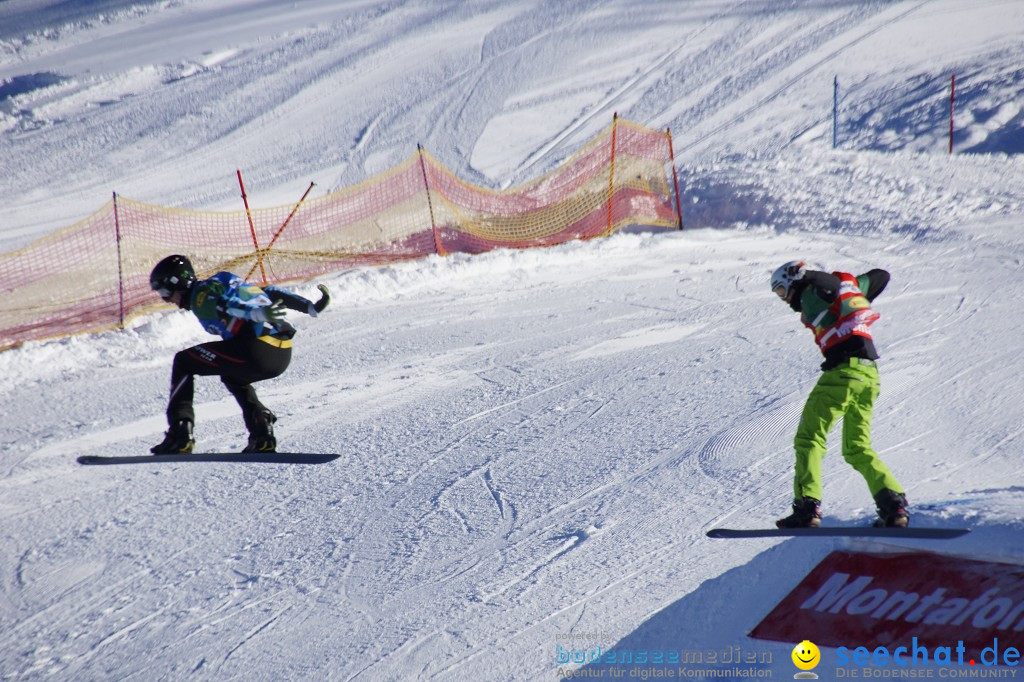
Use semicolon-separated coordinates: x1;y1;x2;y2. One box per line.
257;300;288;325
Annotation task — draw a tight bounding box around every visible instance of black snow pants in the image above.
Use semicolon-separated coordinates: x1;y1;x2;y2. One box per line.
166;333;291;430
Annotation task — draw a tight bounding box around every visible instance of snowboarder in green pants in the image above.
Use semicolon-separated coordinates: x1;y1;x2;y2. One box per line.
770;261;909;528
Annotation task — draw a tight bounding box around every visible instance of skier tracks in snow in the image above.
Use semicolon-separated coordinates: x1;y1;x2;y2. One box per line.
662;1;929;154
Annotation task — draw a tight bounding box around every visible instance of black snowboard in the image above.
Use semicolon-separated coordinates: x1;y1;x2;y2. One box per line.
77;453;339;465
706;527;970;539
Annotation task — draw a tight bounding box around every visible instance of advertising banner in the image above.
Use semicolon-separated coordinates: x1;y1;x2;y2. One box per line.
751;550;1024;665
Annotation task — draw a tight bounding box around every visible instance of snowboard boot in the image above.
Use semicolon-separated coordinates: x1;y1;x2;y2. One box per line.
873;489;910;527
242;410;277;453
776;497;823;528
151;419;194;455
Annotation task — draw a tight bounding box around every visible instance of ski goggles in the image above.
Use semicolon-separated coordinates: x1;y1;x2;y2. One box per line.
773;284;788;299
155;286;174;301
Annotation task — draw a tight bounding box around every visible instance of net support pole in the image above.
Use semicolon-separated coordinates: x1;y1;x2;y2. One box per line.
237;169;267;284
667;128;684;230
949;74;956;155
113;191;125;328
606;112;619;235
833;76;839;149
246;181;316;281
417;145;445;256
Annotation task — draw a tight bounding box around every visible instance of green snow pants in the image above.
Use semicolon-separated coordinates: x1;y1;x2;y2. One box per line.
792;358;903;501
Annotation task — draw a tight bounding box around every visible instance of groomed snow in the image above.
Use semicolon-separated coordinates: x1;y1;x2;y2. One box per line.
1;1;1023;680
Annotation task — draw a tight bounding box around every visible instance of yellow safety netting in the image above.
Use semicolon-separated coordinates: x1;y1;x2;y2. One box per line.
0;117;680;350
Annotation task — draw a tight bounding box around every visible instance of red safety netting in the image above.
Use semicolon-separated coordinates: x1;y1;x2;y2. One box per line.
0;118;680;350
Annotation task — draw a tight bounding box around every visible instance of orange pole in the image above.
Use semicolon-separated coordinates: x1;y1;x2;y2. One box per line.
237;169;267;284
246;181;316;281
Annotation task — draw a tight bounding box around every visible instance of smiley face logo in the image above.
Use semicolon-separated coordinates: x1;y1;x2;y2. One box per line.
792;640;820;670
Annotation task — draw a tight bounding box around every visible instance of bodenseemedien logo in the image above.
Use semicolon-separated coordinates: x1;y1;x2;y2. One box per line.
792;640;820;679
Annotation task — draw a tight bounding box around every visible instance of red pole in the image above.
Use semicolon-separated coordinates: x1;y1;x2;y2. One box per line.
237;169;267;284
606;113;618;235
246;181;316;282
948;74;956;155
666;128;684;230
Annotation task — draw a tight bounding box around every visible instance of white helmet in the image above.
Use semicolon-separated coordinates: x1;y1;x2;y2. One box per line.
771;261;807;301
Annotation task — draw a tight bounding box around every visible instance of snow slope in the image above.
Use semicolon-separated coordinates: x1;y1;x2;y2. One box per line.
2;1;1023;680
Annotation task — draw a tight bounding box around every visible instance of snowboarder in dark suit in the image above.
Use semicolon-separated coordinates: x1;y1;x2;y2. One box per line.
148;255;330;454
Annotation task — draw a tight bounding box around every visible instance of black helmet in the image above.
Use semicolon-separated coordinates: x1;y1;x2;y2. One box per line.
150;255;196;301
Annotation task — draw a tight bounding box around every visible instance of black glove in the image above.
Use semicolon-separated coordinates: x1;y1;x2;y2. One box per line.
312;284;331;314
786;262;806;279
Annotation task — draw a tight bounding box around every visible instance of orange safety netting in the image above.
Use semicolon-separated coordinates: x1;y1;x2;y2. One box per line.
0;117;680;350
